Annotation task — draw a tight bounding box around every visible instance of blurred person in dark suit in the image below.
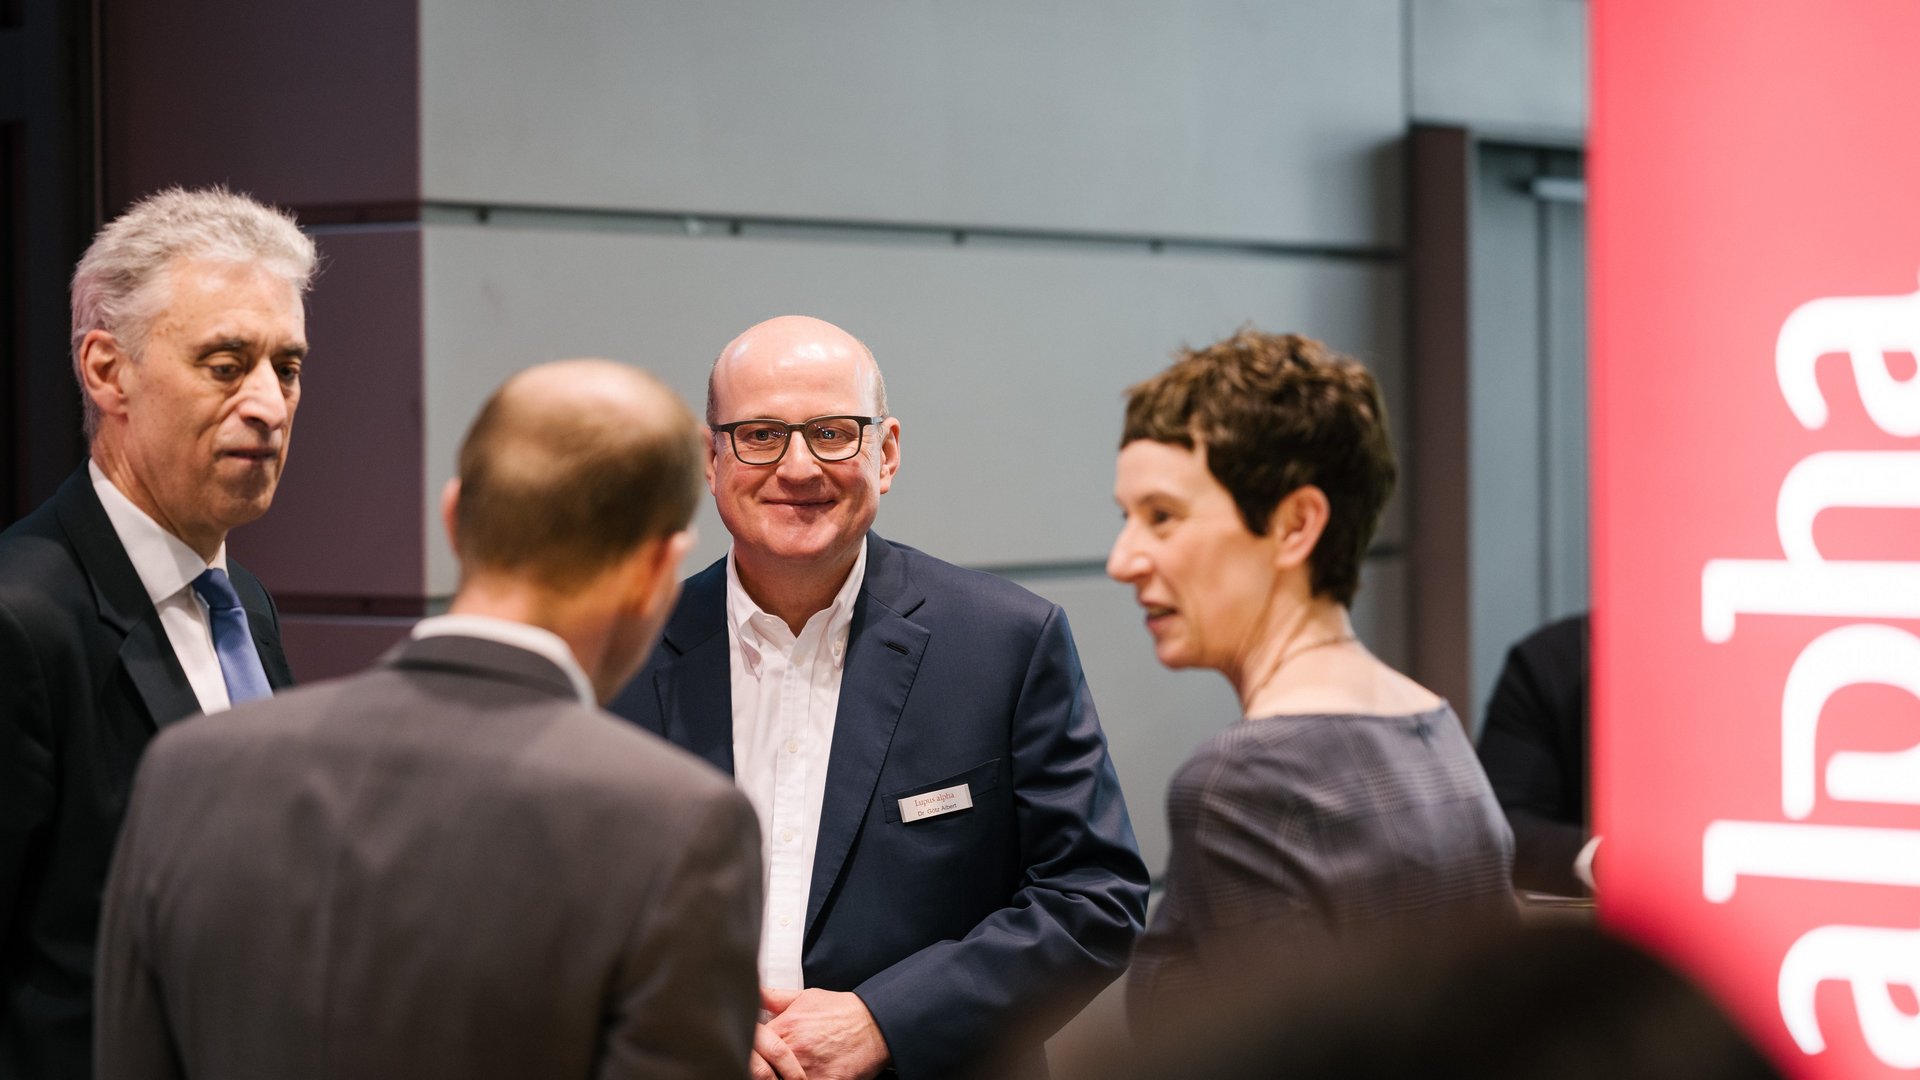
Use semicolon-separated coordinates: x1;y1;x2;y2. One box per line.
1108;329;1515;1044
1477;613;1594;896
612;315;1149;1080
0;187;313;1079
95;360;764;1080
1057;923;1781;1080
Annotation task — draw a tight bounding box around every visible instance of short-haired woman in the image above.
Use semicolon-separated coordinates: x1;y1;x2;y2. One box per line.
1109;330;1514;1034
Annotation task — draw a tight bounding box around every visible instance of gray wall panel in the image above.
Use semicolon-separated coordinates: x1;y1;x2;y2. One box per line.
422;225;1403;595
1353;554;1411;676
420;0;1406;246
1410;0;1587;135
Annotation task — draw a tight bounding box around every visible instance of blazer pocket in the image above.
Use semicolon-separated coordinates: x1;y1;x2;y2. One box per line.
881;759;1002;824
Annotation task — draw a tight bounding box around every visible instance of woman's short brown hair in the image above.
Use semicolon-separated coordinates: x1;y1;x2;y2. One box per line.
1121;330;1395;607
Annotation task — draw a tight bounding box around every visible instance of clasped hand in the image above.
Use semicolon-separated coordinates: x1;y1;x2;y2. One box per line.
750;986;890;1080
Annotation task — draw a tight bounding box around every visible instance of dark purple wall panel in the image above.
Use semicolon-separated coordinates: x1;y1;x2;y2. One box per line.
279;614;416;684
100;0;419;214
230;228;424;607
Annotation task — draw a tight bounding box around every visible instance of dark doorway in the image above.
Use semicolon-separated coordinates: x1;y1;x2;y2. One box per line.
1410;126;1588;729
1;0;95;526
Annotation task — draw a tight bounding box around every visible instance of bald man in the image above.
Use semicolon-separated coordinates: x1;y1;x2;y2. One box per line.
611;317;1150;1080
96;362;763;1080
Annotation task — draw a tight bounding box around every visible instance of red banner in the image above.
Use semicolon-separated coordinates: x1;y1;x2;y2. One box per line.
1592;2;1920;1075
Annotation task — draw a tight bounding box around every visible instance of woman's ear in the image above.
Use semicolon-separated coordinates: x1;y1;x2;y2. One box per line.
1268;485;1330;572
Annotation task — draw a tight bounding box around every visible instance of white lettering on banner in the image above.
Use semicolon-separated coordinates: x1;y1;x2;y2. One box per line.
1702;822;1920;901
1701;560;1920;644
1781;624;1920;819
1775;280;1920;435
1700;277;1920;1066
1777;452;1920;564
1779;926;1920;1067
1701;451;1920;644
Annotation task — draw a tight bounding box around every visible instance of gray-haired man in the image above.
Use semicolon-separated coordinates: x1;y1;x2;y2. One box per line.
0;187;314;1078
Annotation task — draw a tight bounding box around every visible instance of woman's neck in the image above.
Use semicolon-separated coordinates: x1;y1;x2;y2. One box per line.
1228;596;1356;715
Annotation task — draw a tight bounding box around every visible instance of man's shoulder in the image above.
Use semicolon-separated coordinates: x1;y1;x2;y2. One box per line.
0;496;79;580
876;537;1057;623
142;678;347;759
561;702;746;801
660;539;1069;642
129;678;756;897
146;666;744;807
1512;614;1587;672
0;499;91;630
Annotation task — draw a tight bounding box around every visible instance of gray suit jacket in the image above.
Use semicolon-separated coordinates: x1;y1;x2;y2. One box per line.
95;634;763;1080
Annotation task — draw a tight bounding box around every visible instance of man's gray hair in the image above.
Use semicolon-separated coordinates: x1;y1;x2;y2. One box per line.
70;186;318;437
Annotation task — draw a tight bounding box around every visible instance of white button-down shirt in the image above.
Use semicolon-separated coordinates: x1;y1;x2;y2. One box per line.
726;542;866;990
89;461;233;714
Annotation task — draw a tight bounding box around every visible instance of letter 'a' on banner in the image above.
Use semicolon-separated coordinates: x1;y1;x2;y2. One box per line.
1592;1;1920;1076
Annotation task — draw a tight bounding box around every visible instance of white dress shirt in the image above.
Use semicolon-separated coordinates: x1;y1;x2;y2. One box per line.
726;542;866;990
410;613;597;708
90;461;234;714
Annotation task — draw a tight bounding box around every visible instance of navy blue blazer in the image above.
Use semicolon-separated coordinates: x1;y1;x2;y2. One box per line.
611;534;1149;1079
0;467;293;1079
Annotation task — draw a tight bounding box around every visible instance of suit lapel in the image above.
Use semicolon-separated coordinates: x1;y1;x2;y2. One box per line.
658;559;735;775
232;564;295;688
118;620;203;729
806;535;928;939
52;468;200;730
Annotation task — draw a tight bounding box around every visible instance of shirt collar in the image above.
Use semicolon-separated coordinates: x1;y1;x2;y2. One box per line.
89;459;226;605
725;540;868;675
409;613;598;708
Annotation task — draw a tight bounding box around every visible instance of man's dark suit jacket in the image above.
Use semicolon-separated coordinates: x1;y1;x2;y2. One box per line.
0;468;292;1079
611;533;1150;1080
95;633;764;1080
1475;613;1590;896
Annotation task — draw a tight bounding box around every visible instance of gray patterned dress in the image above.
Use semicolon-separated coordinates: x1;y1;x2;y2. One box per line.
1126;705;1515;1030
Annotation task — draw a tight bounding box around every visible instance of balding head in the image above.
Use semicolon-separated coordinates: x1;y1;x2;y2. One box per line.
707;315;888;425
700;315;901;628
453;359;703;591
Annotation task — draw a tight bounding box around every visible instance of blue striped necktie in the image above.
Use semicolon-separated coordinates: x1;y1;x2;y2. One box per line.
191;568;273;706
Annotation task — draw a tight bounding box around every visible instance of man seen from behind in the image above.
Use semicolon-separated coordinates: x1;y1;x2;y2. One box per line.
95;360;764;1079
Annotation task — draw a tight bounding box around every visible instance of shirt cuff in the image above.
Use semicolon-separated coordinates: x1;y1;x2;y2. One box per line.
1573;834;1603;891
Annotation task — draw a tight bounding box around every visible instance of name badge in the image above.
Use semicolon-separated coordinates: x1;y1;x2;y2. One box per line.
898;783;973;823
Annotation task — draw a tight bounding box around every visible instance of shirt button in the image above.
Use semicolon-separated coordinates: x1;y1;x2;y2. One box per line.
785;740;799;754
779;915;792;927
781;828;795;843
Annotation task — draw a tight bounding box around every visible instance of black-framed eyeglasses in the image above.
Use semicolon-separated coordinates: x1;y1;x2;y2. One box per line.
713;415;886;465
